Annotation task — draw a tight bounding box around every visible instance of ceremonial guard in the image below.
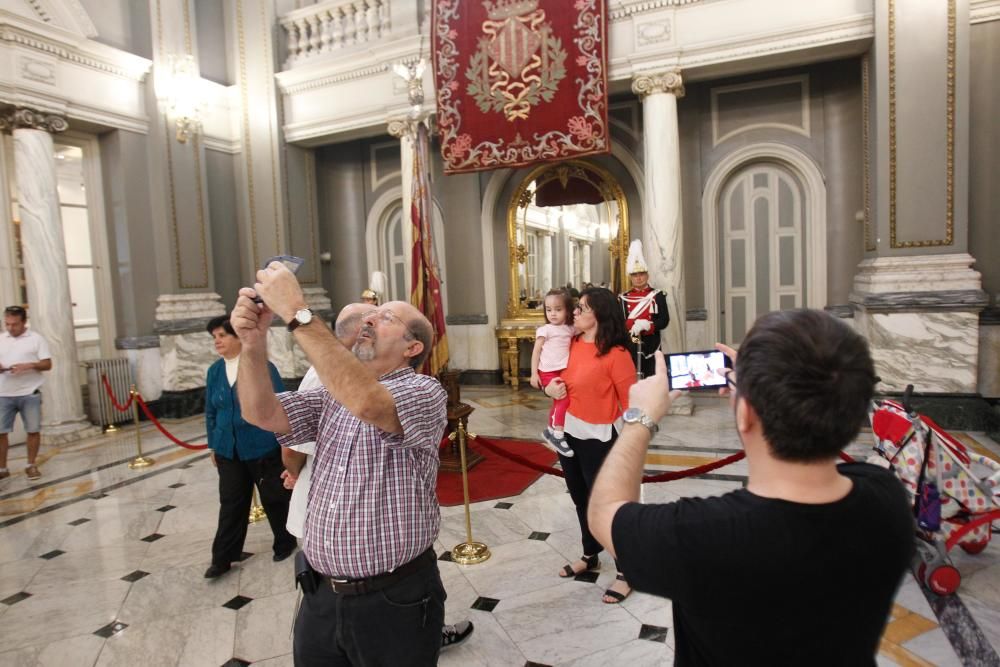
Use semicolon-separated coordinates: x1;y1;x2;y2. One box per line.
361;271;388;306
620;240;669;379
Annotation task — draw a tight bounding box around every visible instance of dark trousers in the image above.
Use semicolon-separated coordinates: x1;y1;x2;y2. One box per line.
293;557;446;666
211;450;296;565
561;431;617;557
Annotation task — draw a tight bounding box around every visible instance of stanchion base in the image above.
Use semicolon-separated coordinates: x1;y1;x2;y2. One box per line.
105;424;119;434
128;456;155;469
249;506;267;523
452;541;491;565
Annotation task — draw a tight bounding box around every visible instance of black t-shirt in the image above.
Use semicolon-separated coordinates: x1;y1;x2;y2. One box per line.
612;463;915;666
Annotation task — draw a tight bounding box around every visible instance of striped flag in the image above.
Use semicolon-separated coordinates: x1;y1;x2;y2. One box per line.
410;123;449;376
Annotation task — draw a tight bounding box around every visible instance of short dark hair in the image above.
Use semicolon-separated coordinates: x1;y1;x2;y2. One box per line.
544;288;575;325
4;305;26;321
408;316;434;370
206;315;235;336
579;287;628;356
735;309;878;462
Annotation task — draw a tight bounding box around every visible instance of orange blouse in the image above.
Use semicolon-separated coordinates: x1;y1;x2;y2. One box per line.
561;338;636;425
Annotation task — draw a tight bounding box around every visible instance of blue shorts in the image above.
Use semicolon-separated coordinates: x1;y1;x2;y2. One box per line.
0;393;42;433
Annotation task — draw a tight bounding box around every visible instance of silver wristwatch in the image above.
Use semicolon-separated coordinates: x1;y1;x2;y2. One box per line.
622;407;659;435
287;307;314;332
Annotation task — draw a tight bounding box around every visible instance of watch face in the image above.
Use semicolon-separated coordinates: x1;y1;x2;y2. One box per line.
624;407;641;422
296;309;313;324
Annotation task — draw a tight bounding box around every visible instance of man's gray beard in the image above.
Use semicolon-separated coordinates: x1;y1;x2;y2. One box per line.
353;340;375;361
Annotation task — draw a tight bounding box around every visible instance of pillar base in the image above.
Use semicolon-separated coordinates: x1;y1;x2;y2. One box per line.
155;293;227;393
850;255;988;394
669;393;693;416
42;419;102;445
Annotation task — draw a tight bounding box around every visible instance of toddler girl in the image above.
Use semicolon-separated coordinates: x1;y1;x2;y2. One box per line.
530;289;576;457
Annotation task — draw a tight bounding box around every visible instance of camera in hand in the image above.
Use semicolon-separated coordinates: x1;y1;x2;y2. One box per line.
666;350;732;391
253;254;305;304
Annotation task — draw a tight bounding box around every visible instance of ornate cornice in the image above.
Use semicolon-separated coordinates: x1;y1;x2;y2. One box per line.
0;23;150;81
609;0;703;21
631;69;685;98
0;106;67;133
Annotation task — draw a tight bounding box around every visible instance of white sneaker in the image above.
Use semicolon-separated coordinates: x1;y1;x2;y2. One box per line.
543;428;574;458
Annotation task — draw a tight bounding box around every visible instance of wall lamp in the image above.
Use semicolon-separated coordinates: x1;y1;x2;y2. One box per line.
162;54;202;143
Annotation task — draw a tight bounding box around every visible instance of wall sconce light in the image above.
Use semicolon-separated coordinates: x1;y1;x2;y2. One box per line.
162;54;202;143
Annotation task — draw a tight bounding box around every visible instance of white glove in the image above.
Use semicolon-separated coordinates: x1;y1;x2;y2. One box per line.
629;320;651;336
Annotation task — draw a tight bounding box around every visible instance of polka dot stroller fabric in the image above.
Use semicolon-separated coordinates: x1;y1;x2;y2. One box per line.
870;399;1000;553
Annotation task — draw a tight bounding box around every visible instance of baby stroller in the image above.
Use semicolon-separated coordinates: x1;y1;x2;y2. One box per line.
869;385;1000;595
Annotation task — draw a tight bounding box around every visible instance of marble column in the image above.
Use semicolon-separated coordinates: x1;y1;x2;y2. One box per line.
852;0;985;393
1;109;97;441
538;231;553;294
633;70;690;414
581;242;592;284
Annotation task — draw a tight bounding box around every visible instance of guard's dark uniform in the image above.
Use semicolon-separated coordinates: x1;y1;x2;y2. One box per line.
620;286;669;379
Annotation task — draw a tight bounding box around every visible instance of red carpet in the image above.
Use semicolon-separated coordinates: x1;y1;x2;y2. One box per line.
436;437;557;507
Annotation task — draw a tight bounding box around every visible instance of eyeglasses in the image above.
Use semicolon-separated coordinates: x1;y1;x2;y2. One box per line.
573;304;593;314
366;308;416;341
723;369;737;390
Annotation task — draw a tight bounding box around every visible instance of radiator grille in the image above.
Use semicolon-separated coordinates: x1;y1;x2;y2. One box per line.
85;358;133;428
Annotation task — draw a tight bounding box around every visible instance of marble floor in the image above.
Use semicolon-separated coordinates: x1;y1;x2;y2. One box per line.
1;386;999;666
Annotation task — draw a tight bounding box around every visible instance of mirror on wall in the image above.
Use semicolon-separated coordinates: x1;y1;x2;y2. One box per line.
505;160;629;320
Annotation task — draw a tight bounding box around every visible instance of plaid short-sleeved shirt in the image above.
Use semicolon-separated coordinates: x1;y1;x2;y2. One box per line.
277;366;447;578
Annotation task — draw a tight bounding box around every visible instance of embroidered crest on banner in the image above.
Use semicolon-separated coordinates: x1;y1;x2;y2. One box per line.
466;0;567;121
432;0;609;174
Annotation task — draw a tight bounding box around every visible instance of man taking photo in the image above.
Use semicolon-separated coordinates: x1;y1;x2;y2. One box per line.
588;308;915;665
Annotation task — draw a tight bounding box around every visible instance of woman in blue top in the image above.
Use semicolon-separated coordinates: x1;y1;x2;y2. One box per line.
203;315;295;578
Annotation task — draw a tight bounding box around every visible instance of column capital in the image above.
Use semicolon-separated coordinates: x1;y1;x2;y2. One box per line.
631;69;685;99
387;118;413;139
0;106;68;134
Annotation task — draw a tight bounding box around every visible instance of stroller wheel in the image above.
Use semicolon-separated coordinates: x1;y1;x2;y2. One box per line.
959;540;988;555
927;564;961;596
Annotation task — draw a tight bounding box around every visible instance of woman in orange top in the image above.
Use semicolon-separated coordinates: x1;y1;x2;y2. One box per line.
545;287;636;603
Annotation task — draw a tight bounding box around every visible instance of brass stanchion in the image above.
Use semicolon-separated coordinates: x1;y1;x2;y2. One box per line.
249;485;266;523
127;385;155;469
450;420;490;565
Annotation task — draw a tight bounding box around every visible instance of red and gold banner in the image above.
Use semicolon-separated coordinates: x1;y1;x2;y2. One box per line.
410;123;449;376
432;0;609;174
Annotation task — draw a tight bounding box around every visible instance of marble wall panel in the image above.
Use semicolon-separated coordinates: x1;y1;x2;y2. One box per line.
447;324;500;371
159;332;216;392
978;325;1000;398
856;309;980;393
124;348;163;401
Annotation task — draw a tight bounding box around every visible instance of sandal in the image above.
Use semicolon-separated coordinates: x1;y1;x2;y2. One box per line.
602;573;632;604
559;553;599;578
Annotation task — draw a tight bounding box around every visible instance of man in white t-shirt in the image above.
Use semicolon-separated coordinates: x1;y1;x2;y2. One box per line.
0;306;52;481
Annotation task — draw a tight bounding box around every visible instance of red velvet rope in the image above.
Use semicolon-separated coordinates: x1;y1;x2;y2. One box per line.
134;395;209;450
473;436;747;484
839;451;856;463
100;374;134;412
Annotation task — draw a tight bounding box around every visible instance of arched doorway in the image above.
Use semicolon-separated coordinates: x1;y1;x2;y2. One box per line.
702;144;827;345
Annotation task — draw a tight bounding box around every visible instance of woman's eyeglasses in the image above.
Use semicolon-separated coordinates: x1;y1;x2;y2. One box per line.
573;304;593;314
723;369;737;390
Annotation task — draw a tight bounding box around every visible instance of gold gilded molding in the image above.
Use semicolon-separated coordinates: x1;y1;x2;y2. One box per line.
236;0;259;270
157;0;209;289
262;0;282;257
304;151;320;284
631;70;685;99
862;55;875;252
889;0;956;249
505;160;630;319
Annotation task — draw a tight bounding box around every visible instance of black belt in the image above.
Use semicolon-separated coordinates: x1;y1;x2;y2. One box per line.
326;548;435;596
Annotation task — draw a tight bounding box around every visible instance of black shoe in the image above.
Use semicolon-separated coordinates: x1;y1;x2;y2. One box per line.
440;620;474;651
273;546;296;562
203;563;231;578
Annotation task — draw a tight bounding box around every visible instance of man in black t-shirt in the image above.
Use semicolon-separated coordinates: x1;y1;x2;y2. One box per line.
588;309;914;666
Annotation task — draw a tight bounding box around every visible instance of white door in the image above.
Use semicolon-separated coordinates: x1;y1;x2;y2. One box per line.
720;165;804;343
